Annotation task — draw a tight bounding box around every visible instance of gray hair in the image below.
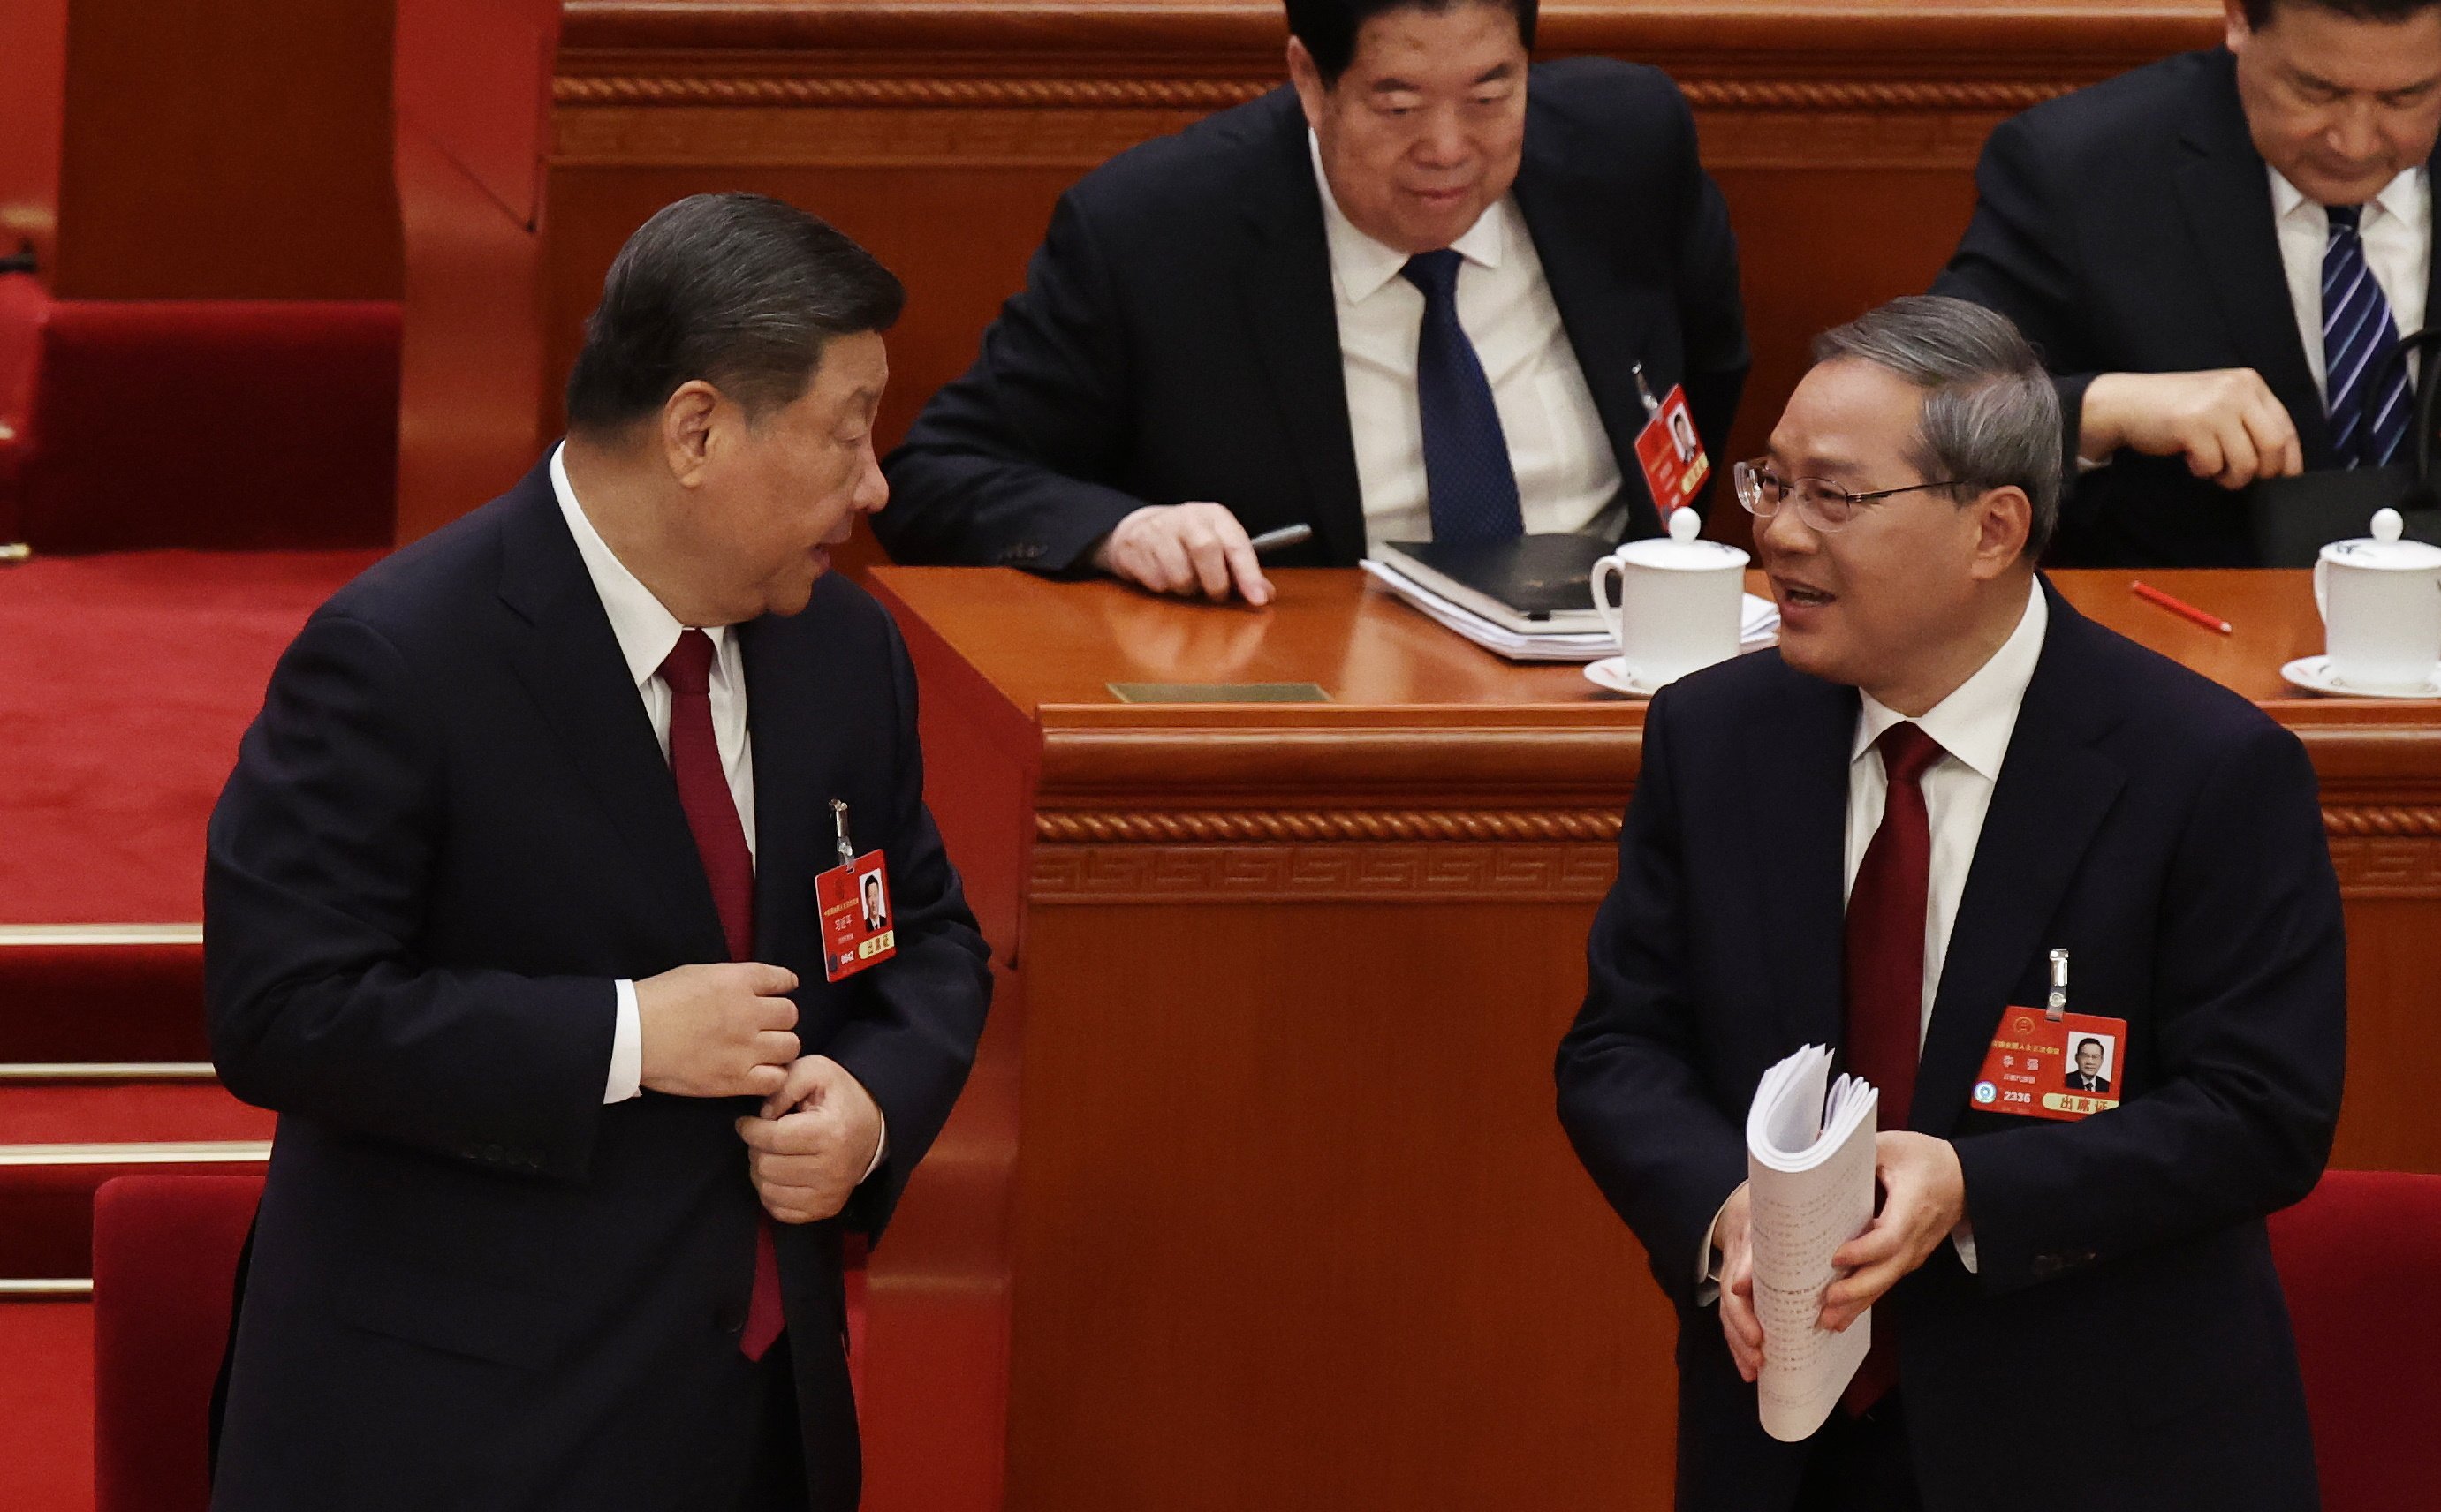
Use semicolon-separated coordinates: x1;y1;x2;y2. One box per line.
1811;295;2061;558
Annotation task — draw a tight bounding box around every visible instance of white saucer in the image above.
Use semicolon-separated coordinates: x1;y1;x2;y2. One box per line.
2280;655;2441;699
1585;657;1667;698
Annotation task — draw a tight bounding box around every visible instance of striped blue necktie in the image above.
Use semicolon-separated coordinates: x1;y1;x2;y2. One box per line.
2323;203;2412;470
1402;250;1525;544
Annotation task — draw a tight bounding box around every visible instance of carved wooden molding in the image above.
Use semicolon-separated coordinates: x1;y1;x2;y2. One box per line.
2323;807;2441;838
554;74;2081;115
554;75;1271;110
1030;842;1621;903
1035;809;1624;843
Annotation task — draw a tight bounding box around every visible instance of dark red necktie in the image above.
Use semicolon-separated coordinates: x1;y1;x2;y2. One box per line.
658;630;785;1362
1839;721;1944;1415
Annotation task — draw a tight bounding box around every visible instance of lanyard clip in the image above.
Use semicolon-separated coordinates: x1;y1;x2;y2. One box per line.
830;799;856;870
2046;949;2070;1022
1631;361;1663;420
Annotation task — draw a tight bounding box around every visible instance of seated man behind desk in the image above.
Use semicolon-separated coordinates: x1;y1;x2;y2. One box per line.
877;0;1747;603
1556;296;2342;1510
1934;0;2441;565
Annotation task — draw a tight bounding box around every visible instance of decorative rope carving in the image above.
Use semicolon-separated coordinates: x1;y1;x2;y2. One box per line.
2323;807;2441;838
554;76;2081;113
1035;810;1623;843
554;76;1271;109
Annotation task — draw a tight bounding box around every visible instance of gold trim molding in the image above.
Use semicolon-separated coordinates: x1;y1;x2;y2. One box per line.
554;74;2081;115
1035;809;1624;844
0;1141;269;1168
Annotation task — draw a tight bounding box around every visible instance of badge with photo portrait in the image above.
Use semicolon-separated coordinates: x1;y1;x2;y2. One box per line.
1633;383;1711;514
1970;1008;2128;1122
815;850;897;983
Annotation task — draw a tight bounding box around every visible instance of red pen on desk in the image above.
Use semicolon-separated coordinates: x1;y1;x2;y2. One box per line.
2131;580;2233;635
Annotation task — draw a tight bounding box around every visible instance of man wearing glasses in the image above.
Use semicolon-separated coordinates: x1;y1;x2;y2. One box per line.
1557;296;2343;1510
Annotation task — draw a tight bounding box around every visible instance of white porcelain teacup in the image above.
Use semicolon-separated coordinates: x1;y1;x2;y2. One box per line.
1590;509;1749;688
2316;508;2441;693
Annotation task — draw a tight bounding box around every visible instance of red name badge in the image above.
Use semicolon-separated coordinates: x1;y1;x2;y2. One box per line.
815;851;896;982
1633;383;1711;514
1972;1007;2129;1122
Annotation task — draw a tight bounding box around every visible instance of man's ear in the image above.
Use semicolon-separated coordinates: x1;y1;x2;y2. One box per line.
660;381;721;488
1286;37;1330;132
2224;0;2254;56
1968;485;2034;578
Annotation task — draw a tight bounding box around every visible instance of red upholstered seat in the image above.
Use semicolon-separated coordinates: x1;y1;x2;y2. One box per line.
91;1175;870;1511
2268;1169;2441;1512
91;1172;262;1512
0;288;398;553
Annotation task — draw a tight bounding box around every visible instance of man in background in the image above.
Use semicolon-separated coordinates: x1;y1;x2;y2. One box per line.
877;0;1747;602
207;193;991;1511
1937;0;2441;563
1558;296;2342;1509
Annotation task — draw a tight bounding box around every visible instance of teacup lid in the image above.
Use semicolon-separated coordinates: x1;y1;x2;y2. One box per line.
2321;507;2441;570
1613;507;1751;571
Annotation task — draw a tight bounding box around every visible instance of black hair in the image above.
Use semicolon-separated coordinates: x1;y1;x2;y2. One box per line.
2075;1038;2107;1057
565;193;904;436
1285;0;1536;86
2242;0;2441;26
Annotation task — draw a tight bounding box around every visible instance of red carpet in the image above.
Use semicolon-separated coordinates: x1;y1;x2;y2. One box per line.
0;549;380;924
0;1302;94;1512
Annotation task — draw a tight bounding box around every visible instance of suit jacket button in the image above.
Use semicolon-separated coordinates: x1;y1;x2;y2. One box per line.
482;1144;504;1163
2030;1254;2060;1280
715;1301;747;1334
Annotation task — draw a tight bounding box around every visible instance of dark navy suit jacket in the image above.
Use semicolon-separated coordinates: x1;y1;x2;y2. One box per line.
1557;580;2343;1512
876;58;1750;572
1935;49;2441;567
204;460;991;1510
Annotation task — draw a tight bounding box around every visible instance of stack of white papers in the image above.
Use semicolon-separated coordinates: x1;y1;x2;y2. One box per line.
1361;556;1779;663
1745;1045;1881;1443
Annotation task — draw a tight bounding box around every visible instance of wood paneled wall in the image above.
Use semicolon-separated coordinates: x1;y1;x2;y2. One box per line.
8;0;404;300
545;1;2227;563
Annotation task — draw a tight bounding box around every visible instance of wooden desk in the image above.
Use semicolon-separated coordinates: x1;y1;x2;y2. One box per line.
860;564;2441;1512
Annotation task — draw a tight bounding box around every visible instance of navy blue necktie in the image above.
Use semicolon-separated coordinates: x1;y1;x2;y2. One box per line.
1402;249;1524;544
2323;203;2412;469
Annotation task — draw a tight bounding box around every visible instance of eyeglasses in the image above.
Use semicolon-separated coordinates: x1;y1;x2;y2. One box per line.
1732;458;1964;533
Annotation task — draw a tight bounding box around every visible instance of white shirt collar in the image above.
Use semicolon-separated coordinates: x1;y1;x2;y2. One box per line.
2270;164;2427;231
1308;128;1505;305
549;442;733;692
1852;577;2049;782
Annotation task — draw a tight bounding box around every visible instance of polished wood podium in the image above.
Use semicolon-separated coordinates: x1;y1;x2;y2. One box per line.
858;565;2441;1512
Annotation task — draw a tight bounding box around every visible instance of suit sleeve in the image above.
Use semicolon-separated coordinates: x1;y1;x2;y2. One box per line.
875;191;1158;575
1952;722;2346;1295
1555;690;1751;1312
205;613;614;1181
1930;112;2101;480
1669;94;1749;497
826;615;993;1239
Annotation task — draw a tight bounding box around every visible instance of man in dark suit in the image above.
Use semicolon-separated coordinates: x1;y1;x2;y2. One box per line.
206;194;991;1511
1557;296;2343;1509
2065;1039;2113;1095
1935;0;2441;565
876;0;1747;602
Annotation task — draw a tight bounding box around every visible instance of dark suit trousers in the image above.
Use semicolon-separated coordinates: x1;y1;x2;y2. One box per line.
1794;1394;1922;1512
727;1335;812;1512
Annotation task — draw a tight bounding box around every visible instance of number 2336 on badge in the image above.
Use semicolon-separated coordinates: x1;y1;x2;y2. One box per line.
816;800;896;982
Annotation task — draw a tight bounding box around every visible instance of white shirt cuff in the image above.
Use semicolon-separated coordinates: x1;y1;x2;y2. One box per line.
1694;1188;1739;1307
1952;1220;1979;1274
862;1118;889;1183
603;979;642;1103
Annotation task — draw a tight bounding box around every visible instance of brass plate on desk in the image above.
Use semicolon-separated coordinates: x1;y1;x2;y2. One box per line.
1107;682;1332;704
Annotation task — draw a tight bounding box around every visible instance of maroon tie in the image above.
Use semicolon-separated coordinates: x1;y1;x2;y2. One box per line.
657;630;785;1361
1839;721;1944;1414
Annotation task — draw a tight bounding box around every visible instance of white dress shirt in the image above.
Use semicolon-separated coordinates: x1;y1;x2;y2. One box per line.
2270;165;2430;398
1308;133;1624;553
554;444;754;1105
1699;578;2048;1296
553;450;887;1181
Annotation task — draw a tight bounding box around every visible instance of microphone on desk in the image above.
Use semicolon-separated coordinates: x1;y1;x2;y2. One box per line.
1248;524;1314;556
